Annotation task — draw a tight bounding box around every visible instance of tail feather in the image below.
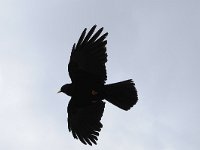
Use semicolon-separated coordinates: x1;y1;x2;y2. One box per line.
105;79;138;111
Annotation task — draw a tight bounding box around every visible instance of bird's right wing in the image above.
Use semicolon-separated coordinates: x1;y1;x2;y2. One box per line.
67;99;105;146
68;25;108;84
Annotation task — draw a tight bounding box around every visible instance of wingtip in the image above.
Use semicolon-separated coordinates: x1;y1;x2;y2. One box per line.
92;25;104;31
99;27;104;32
105;32;108;36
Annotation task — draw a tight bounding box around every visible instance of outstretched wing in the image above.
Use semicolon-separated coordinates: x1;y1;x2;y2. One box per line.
68;25;108;84
67;100;105;146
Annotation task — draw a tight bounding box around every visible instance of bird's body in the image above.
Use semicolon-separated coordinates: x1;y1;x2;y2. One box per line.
59;25;138;146
66;82;104;105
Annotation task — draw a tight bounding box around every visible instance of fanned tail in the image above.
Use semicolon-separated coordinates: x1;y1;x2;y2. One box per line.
105;79;138;111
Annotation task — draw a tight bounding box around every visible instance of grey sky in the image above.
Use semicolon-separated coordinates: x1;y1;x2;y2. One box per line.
0;0;200;149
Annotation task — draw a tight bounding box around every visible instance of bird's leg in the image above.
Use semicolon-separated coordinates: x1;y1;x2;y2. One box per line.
91;90;98;95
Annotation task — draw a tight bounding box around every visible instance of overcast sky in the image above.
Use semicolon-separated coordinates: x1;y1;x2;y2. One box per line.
1;0;200;149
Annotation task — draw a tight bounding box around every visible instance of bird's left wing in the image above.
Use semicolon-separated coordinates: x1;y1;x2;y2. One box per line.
68;25;108;84
67;99;105;146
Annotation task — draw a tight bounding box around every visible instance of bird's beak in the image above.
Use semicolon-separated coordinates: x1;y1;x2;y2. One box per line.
57;90;61;93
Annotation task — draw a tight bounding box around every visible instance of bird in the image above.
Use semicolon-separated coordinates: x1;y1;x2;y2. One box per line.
58;25;138;146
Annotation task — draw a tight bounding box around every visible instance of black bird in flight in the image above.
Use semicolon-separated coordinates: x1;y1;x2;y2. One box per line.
58;25;138;146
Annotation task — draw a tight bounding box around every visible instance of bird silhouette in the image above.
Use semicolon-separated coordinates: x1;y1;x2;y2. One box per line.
58;25;138;146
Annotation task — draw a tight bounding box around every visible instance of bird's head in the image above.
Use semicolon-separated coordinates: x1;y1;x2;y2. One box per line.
58;83;73;96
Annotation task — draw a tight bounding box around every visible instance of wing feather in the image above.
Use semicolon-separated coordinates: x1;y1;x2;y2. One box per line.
76;28;87;49
68;25;108;84
82;25;97;45
88;27;104;43
67;100;105;145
